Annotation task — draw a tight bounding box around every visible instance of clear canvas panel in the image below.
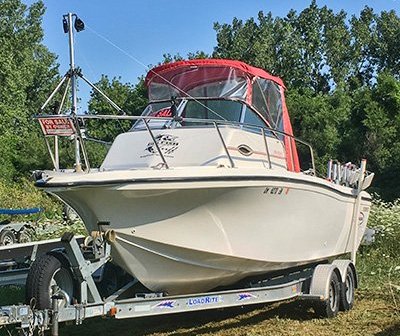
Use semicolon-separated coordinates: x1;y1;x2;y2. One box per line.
252;79;283;131
148;66;248;101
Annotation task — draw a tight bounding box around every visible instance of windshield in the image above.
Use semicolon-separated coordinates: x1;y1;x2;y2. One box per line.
131;98;270;132
131;101;173;130
182;100;242;122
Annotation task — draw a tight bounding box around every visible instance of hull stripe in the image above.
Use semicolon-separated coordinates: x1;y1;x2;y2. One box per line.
37;175;371;201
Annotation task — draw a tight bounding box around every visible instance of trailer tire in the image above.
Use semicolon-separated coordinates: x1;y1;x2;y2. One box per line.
17;229;32;243
314;271;340;318
339;265;355;311
26;254;75;310
0;229;16;246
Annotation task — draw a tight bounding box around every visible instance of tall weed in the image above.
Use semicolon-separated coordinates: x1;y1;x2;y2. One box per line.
358;196;400;313
368;197;400;258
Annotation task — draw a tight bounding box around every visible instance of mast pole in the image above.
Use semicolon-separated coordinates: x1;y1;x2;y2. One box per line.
67;12;82;172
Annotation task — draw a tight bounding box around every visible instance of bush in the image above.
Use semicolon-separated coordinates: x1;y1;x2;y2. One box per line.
0;178;61;220
0;178;86;239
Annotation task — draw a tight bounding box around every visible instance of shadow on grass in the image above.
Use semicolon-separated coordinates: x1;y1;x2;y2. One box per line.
374;323;400;336
0;285;24;306
61;299;316;336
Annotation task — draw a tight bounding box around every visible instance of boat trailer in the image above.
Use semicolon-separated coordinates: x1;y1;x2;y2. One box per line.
0;208;43;246
0;233;358;336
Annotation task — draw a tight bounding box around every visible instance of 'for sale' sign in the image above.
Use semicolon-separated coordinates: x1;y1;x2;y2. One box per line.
39;117;75;136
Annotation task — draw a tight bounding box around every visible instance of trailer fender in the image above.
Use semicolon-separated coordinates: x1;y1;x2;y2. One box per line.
0;225;13;233
309;264;341;300
20;223;34;231
47;249;73;271
332;259;358;288
14;223;30;233
0;223;26;233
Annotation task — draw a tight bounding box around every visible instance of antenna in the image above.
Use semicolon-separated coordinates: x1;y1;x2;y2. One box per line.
64;13;84;172
39;13;124;173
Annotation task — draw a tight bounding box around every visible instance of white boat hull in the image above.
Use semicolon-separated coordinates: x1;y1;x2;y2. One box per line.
35;59;374;297
45;170;371;295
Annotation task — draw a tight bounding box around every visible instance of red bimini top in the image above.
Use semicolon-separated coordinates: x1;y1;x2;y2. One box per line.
145;59;285;88
145;59;299;172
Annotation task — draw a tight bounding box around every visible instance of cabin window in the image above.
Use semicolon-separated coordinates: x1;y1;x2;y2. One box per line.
241;107;276;136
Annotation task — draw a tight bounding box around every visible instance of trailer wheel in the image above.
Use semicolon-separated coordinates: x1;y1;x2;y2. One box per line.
17;229;32;243
0;229;16;246
339;266;355;311
26;254;75;310
314;271;340;318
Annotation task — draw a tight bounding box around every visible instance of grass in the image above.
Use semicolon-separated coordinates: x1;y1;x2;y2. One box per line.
0;194;399;335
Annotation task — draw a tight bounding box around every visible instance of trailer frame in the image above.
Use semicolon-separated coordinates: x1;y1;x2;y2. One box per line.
0;233;356;336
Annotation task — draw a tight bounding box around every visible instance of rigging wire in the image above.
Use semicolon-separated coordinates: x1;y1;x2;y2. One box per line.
75;34;96;81
85;24;229;122
74;32;129;134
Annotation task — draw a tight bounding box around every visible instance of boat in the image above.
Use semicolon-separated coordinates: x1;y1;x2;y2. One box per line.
34;58;373;295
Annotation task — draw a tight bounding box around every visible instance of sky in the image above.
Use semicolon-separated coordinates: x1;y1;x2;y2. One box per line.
24;0;399;112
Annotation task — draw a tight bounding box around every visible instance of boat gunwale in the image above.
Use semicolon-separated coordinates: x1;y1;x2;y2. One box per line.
35;174;372;201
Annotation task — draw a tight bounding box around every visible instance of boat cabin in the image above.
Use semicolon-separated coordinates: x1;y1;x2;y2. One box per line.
101;59;301;172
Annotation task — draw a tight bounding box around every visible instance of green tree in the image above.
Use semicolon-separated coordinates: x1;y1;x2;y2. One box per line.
341;72;400;198
0;0;59;181
372;10;400;78
287;87;351;172
214;1;354;92
161;51;210;64
212;2;400;199
348;7;377;88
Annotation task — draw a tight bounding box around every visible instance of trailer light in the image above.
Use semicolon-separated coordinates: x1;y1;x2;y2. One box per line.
109;307;118;317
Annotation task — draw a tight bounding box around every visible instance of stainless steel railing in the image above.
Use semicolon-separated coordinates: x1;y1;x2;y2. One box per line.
35;114;315;175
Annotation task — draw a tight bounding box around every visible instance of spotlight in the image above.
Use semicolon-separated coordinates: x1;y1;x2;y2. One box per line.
62;17;69;33
74;17;85;32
